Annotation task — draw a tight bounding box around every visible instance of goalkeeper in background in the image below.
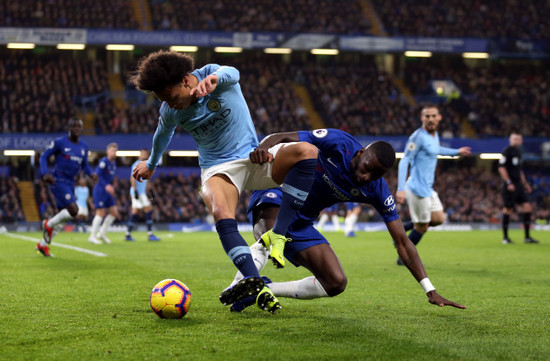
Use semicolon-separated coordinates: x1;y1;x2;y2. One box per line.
125;149;160;242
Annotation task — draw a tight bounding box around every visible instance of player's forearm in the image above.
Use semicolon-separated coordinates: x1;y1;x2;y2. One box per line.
397;157;410;191
258;132;300;150
147;120;176;171
498;167;511;183
439;146;459;156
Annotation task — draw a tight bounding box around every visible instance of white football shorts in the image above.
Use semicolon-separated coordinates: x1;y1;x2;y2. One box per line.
405;187;443;223
131;193;152;209
201;142;294;194
77;205;89;217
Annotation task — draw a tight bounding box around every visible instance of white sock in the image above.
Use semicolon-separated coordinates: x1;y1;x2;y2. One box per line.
229;242;268;288
269;276;329;299
90;215;104;238
48;209;73;228
317;213;328;229
40;238;48;247
331;214;341;231
345;214;358;234
99;214;116;236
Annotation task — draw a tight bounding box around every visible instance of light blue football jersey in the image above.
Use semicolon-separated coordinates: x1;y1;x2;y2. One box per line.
75;185;89;209
397;128;459;197
131;160;147;196
147;64;259;170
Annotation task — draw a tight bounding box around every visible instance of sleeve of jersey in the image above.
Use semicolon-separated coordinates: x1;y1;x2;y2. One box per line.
439;146;460;156
81;145;93;176
96;161;108;188
212;65;240;86
374;181;399;223
498;149;508;167
397;134;419;191
39;139;58;176
297;129;337;150
147;114;178;171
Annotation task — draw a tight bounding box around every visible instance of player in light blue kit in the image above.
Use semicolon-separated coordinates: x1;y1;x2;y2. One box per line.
125;149;160;242
74;177;90;233
227;129;465;312
37;118;96;257
129;51;318;313
396;104;471;264
89;143;120;245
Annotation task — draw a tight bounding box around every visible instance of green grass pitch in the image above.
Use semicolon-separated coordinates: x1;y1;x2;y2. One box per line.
1;229;548;361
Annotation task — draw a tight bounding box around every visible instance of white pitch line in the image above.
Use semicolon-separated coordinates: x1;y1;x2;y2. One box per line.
3;232;108;257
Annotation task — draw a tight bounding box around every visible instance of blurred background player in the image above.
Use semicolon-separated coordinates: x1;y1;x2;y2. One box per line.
344;203;362;237
89;143;119;245
74;177;90;233
228;128;465;312
125;149;160;242
396;104;471;265
37;118;96;257
316;205;341;232
498;130;539;244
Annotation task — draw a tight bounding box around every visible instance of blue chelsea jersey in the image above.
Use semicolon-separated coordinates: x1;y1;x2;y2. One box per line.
293;129;398;224
147;64;259;170
96;156;116;188
39;136;93;182
397;128;459;197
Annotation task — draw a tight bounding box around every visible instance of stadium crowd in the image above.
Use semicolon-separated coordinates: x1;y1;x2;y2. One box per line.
0;0;139;29
373;0;550;39
149;0;371;34
0;175;25;223
0;51;109;133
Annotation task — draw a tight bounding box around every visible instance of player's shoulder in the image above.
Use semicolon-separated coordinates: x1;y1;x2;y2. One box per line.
192;63;221;79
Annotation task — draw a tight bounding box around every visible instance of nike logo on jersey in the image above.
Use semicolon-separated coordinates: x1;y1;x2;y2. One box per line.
64;148;71;152
327;158;338;168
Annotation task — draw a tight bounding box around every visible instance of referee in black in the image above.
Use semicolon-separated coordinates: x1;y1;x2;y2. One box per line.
498;130;539;244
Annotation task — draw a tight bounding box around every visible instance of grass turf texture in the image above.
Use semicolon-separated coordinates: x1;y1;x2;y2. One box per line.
1;229;548;361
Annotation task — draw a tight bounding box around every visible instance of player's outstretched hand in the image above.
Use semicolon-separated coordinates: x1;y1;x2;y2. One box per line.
395;190;406;204
190;74;218;98
43;173;55;185
249;148;273;165
427;290;466;309
133;161;154;182
458;147;472;156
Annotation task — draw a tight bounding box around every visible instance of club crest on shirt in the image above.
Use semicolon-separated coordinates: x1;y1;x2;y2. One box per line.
407;142;416;151
207;99;221;112
266;192;278;199
351;188;360;196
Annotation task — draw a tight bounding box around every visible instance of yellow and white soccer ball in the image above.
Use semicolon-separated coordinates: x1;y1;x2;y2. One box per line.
150;279;192;319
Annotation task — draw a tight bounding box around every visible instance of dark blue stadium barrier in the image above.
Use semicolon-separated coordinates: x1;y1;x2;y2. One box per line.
2;133;548;156
3;27;548;56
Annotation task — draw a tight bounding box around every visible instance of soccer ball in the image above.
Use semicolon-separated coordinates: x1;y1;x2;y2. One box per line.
150;279;192;319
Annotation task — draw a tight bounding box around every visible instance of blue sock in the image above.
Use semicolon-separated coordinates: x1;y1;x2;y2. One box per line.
403;222;414;232
409;229;424;246
273;158;317;235
216;219;259;278
145;211;153;232
127;214;138;234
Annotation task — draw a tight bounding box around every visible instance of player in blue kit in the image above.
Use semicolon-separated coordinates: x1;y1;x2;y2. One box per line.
344;202;362;237
396;104;471;265
89;143;120;245
125;149;160;242
129;51;318;313
74;177;90;233
37;118;96;257
228;128;465;312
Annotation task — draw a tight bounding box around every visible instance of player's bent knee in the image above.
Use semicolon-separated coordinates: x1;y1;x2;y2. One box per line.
325;276;348;297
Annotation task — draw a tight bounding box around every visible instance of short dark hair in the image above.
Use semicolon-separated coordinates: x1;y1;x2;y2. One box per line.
510;129;522;136
129;50;195;93
368;141;396;169
420;103;439;112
